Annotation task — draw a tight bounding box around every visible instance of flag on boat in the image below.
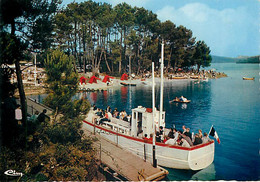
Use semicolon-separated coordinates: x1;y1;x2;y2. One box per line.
209;126;220;144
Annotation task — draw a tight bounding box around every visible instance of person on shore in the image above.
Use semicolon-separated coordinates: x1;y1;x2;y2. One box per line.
37;109;47;124
29;111;39;122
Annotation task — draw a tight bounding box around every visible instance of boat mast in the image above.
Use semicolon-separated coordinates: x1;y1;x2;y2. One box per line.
152;62;157;167
159;41;164;127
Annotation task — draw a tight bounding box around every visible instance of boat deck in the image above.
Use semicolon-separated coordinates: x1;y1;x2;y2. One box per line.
82;123;168;181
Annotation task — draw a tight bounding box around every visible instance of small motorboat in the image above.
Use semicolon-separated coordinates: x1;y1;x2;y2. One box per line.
169;97;191;103
120;82;137;86
242;77;255;80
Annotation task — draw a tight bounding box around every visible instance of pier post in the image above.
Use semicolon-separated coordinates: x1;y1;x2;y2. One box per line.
144;144;146;162
153;145;157;168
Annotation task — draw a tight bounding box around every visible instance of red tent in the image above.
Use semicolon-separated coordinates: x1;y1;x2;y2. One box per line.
89;76;100;84
102;75;110;83
79;76;86;84
102;75;115;83
120;73;128;81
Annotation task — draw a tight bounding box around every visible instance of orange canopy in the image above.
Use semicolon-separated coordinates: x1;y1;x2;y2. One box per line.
120;73;128;81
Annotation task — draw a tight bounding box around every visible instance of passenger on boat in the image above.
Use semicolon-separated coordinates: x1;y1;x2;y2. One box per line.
93;104;97;111
178;137;190;148
193;133;203;145
112;108;119;118
184;128;192;140
165;136;177;145
202;132;211;143
143;134;149;140
173;128;179;139
106;106;112;113
96;109;103;117
180;96;187;102
182;125;187;133
156;131;161;142
148;134;153;142
168;128;174;139
179;132;193;146
198;129;203;138
137;130;144;138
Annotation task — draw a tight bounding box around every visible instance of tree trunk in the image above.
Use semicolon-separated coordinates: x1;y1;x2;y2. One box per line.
11;21;27;125
15;60;27;125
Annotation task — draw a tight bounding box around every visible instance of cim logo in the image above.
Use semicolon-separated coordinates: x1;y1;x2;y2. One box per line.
4;169;23;177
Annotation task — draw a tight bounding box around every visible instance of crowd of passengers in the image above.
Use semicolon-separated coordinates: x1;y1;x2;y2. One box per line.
92;105;211;147
138;125;212;148
92;105;131;124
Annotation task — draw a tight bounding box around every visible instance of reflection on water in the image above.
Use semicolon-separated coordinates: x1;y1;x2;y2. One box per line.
166;163;216;181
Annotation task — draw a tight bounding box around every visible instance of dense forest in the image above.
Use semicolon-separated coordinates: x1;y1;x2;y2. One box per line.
53;1;212;75
1;0;212;180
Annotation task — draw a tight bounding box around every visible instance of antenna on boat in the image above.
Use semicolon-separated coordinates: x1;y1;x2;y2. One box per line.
159;41;164;127
152;62;157;168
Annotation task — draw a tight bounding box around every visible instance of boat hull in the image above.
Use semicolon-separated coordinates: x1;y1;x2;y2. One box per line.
83;119;214;170
242;77;254;80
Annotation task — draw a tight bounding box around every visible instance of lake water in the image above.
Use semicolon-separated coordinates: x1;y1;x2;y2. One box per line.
31;63;260;180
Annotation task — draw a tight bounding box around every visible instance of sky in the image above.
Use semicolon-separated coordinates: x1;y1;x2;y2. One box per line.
62;0;259;57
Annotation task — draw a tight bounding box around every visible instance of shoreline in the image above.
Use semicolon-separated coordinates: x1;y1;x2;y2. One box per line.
15;71;227;96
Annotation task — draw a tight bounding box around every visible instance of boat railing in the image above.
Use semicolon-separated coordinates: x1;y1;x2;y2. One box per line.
101;121;130;135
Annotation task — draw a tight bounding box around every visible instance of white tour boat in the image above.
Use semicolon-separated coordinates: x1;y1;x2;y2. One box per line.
83;106;214;170
82;41;215;171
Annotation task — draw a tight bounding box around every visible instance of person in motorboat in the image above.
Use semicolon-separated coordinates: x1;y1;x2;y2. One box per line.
180;96;187;102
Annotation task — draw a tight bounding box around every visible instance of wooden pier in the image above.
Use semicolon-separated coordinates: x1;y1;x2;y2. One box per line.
82;124;168;181
18;97;53;117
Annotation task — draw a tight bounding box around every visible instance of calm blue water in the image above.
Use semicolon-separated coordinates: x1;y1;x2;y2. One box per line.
31;63;260;180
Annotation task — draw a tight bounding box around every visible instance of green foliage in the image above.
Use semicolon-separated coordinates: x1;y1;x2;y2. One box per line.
193;40;212;71
44;49;91;118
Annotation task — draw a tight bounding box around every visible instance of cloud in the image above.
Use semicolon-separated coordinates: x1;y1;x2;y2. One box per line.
156;3;257;57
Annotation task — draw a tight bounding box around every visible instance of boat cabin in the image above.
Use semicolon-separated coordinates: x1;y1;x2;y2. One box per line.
131;106;165;137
